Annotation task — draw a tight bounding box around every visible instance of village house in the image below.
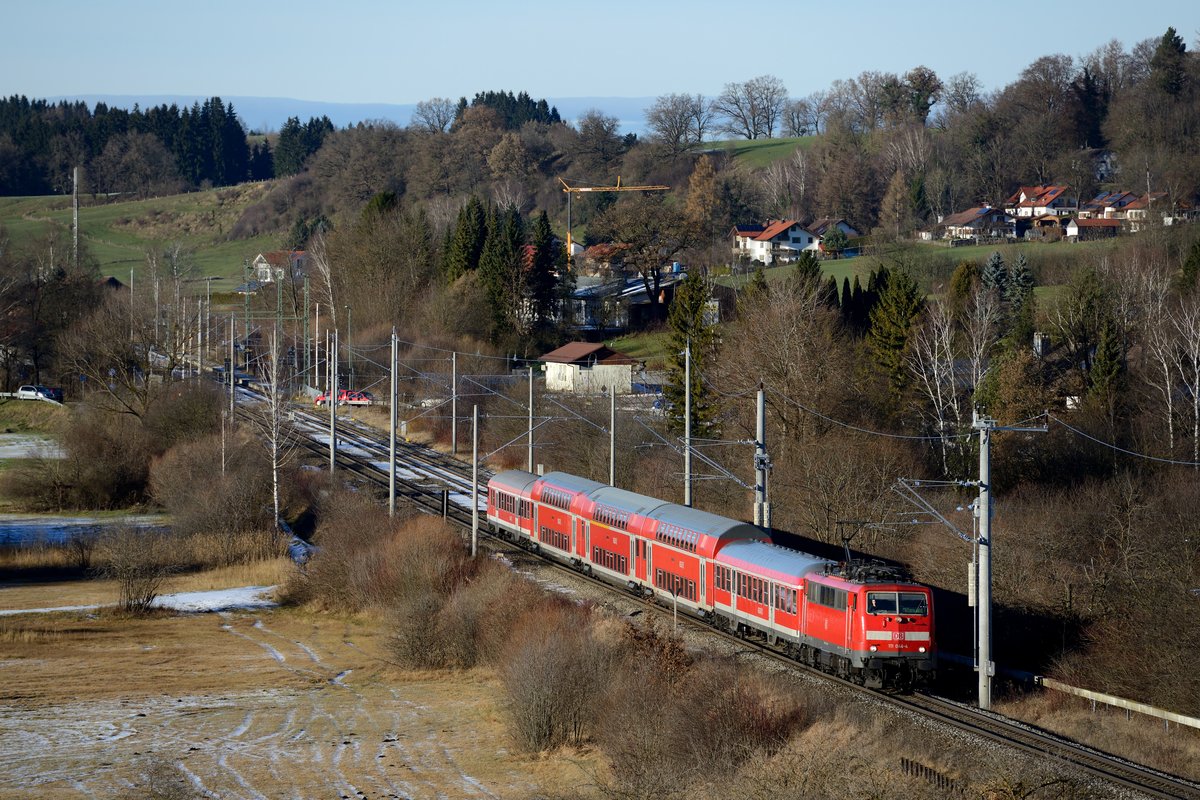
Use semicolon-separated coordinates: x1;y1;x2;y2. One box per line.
731;220;819;265
807;217;862;239
1004;185;1076;218
540;342;638;395
250;251;306;284
570;272;687;332
1065;217;1122;241
938;206;1015;240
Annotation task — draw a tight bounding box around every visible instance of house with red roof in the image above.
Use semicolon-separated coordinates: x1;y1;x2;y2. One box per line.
731;220;819;265
1121;192;1170;231
540;342;638;394
1003;186;1076;219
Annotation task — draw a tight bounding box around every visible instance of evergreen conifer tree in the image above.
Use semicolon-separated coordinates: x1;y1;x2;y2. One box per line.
526;210;559;330
444;196;488;282
478;205;525;341
981;251;1007;294
1006;252;1034;310
664;271;719;437
867;268;925;400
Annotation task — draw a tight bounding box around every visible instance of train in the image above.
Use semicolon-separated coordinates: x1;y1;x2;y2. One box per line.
486;469;935;690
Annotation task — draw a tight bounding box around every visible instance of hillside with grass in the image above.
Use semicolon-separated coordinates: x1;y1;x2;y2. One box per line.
0;183;285;289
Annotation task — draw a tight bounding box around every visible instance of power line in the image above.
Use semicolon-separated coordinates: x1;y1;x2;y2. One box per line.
1049;414;1200;467
763;386;975;442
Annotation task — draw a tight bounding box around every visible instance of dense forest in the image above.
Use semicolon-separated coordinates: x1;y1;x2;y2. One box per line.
1;27;1199;715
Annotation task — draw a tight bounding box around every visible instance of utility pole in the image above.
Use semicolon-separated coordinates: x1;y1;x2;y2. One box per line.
228;317;235;416
313;303;320;389
527;365;534;472
684;338;692;507
345;305;353;389
329;330;338;473
451;351;458;456
973;408;1046;711
610;387;616;487
471;404;479;558
389;329;397;517
754;386;772;529
72;166;79;270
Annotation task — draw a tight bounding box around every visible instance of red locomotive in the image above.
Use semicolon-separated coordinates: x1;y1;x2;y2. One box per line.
487;469;935;689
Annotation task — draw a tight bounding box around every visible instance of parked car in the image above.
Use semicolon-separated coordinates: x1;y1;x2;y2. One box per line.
314;390;374;407
15;385;60;402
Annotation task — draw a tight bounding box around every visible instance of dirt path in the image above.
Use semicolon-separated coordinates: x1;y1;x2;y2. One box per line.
0;606;593;798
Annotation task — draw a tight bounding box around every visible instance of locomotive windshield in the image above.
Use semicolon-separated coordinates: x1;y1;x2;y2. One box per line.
866;591;928;616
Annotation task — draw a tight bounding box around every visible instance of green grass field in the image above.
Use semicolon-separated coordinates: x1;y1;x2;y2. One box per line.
702;136;816;169
0;184;282;290
606;330;672;369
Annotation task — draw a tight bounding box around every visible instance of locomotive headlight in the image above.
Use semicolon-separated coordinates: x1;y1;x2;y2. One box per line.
918;646;927;653
869;645;878;652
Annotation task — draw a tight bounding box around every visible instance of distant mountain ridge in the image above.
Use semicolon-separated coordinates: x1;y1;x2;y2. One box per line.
44;94;654;134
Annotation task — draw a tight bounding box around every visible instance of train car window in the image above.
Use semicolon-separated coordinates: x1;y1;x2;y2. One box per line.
542;488;572;511
899;592;928;616
867;592;898;615
809;583;849;610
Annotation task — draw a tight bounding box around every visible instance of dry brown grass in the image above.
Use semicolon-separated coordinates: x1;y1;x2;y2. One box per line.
0;599;602;798
0;542;76;569
996;690;1200;783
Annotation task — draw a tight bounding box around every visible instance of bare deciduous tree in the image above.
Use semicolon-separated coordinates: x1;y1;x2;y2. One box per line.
909;301;962;472
248;327;297;527
411;97;456;134
713;75;788;140
646;93;712;155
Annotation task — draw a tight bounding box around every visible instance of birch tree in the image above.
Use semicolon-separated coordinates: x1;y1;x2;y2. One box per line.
249;327;297;527
909;301;961;472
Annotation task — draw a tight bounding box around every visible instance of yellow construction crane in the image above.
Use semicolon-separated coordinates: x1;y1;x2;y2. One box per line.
559;177;670;268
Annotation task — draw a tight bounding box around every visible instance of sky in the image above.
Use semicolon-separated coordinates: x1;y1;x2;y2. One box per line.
3;0;1197;105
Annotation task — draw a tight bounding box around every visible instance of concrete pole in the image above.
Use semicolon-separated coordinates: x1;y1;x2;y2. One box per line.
451;351;458;456
313;303;320;388
684;338;692;507
755;387;766;527
389;329;397;518
228;317;235;416
471;404;479;558
976;410;994;711
527;365;534;472
329;330;338;474
609;387;616;487
72;166;79;269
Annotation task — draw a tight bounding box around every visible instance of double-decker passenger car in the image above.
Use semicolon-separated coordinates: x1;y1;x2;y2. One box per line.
487;469;935;689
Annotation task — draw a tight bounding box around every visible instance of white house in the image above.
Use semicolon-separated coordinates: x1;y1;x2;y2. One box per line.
1004;186;1075;218
250;251;306;284
731;220;819;265
541;342;637;395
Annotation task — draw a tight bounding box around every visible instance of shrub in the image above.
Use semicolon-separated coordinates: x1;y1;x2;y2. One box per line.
499;602;611;752
149;429;280;565
96;526;181;613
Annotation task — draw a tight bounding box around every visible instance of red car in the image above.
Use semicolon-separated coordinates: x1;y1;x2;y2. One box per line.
314;390;374;407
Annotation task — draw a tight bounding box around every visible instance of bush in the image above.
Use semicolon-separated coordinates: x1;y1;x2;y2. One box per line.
149;429;280;566
96;526;181;613
499;602;611;752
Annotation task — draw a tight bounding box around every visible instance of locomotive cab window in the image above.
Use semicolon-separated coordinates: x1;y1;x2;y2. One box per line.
866;592;896;614
899;592;928;616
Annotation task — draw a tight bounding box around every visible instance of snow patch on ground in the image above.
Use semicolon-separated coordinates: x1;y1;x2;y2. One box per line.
0;586;278;617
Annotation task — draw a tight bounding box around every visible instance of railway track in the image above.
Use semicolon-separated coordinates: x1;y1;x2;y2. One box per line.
236;386;1200;799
